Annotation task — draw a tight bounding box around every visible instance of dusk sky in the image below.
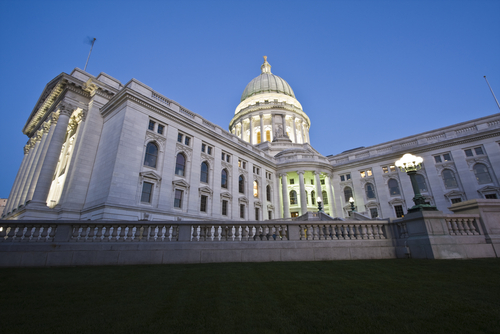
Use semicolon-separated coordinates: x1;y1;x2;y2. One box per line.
0;0;499;198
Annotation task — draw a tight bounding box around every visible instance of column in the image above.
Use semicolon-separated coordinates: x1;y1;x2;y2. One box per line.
249;117;253;144
292;116;297;143
282;115;287;137
301;121;306;143
4;147;30;214
31;104;73;205
306;126;310;143
326;174;335;217
12;136;39;210
19;130;46;206
271;115;276;141
259;113;264;143
298;170;307;215
280;173;290;218
239;122;243;140
314;171;322;204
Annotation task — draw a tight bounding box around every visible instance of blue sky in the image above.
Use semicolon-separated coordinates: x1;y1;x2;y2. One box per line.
0;0;499;198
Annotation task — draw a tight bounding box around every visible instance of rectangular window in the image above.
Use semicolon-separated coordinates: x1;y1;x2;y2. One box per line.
394;205;404;218
240;204;245;219
389;166;396;172
243;161;246;168
255;207;260;221
177;133;183;143
346;174;351;180
222;152;226;160
382;166;389;173
200;195;207;212
340;175;345;181
310;179;314;185
321;179;325;185
485;194;498;199
370;208;378;219
290;179;295;185
157;124;164;135
474;147;484;155
226;155;230;163
207;146;212;155
464;149;473;157
141;182;153;203
148;120;155;131
201;144;206;152
268;211;272;220
360;171;366;178
434;155;442;163
184;136;190;146
174;189;183;208
451;198;462;204
222;200;228;215
443;153;452;161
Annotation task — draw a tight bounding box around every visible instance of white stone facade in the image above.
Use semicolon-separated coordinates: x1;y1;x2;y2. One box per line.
2;59;500;221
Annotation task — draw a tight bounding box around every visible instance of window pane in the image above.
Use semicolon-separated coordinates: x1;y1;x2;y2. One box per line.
346;174;351;180
141;182;153;203
311;191;316;205
443;153;452;161
474;164;492;184
255;207;259;220
389;166;396;172
451;198;462;204
200;195;207;212
266;185;271;201
174;189;183;208
434;156;442;163
177;133;183;142
184;137;190;146
474;147;484;155
240;204;245;218
322;191;328;205
157;124;164;134
290;190;297;205
485;194;498;199
388;179;400;196
175;153;185;176
365;183;376;199
340;175;345;182
148;120;155;131
239;175;244;193
370;208;378;219
200;162;209;183
464;149;473;157
222;200;228;215
144;143;158;168
207;147;212;155
394;205;404;217
221;170;228;188
360;171;366;178
201;144;206;152
382;166;388;173
367;170;373;177
344;187;353;203
442;170;458;188
253;181;258;198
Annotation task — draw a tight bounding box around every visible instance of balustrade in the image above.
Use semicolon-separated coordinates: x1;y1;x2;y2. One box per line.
445;217;480;236
69;223;177;242
0;223;56;242
298;223;386;240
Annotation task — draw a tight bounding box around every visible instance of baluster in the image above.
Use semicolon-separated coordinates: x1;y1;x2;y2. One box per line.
80;225;88;242
48;225;56;242
305;225;312;240
109;225;118;242
32;225;41;242
6;226;16;242
0;225;6;242
192;225;199;241
468;219;479;235
457;219;465;235
367;225;374;239
347;225;355;240
199;225;206;241
159;225;166;241
352;225;360;240
214;225;220;241
88;225;96;242
148;225;156;241
14;226;25;242
299;225;305;240
228;225;235;241
94;225;102;242
462;219;472;235
362;225;368;239
71;225;80;242
117;225;126;242
372;225;380;239
131;226;140;241
220;225;228;241
102;225;111;242
234;225;241;241
340;225;348;240
139;225;149;241
378;225;386;239
241;225;249;241
281;225;288;241
330;225;338;240
22;225;32;242
169;225;177;241
452;219;459;235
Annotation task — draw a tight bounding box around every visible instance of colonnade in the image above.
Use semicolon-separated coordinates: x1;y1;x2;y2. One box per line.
232;113;310;145
279;170;335;218
3;102;82;216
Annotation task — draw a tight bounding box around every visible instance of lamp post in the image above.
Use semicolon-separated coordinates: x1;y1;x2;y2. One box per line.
395;153;438;213
349;197;355;213
317;197;324;213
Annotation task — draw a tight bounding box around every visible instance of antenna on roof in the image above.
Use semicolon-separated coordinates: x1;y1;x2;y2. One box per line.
484;76;500;110
84;37;97;72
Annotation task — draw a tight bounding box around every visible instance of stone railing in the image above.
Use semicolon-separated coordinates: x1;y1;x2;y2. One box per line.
0;222;57;242
445;216;481;236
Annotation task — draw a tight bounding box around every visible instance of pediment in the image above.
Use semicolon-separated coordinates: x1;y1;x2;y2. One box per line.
220;192;232;200
477;185;499;193
199;186;213;195
444;190;464;198
172;179;190;188
388;198;405;205
238;196;249;204
140;171;162;181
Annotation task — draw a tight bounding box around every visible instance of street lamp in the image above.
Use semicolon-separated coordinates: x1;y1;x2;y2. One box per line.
317;196;324;213
395;153;438;213
349;197;355;212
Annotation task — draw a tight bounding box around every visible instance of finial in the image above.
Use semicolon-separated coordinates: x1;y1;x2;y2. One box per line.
261;56;271;74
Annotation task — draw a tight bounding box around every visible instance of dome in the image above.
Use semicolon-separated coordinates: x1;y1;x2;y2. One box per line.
240;57;295;102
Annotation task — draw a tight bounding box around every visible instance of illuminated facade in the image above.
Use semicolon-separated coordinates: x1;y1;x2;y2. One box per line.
2;58;500;221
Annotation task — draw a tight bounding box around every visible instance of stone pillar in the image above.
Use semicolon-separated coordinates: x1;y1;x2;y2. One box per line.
306;126;310;143
326;174;335;216
314;171;322;204
301;121;306;143
249;117;253;144
239;122;243;140
19;129;46;206
30;104;73;205
280;173;290;218
298;170;307;215
282;114;287;137
259;113;264;143
12;136;40;210
27;121;56;202
271;115;276;141
292;117;297;143
4;148;30;214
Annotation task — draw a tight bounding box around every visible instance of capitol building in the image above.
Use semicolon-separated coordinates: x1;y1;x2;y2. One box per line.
2;57;500;221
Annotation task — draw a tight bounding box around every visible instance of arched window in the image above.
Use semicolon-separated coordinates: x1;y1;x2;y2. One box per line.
344;187;353;203
388;179;400;196
322;190;328;205
221;169;228;188
474;164;492;184
175;153;186;176
144;142;158;168
200;161;209;183
239;175;245;194
365;183;376;199
266;130;271;142
415;174;427;192
253;180;258;197
266;185;271;201
442;169;458;189
290;190;297;205
311;191;316;205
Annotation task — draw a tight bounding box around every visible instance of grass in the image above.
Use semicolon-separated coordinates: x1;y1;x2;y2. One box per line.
1;259;500;334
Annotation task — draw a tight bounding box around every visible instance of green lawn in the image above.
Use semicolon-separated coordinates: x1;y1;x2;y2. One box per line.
1;259;500;334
